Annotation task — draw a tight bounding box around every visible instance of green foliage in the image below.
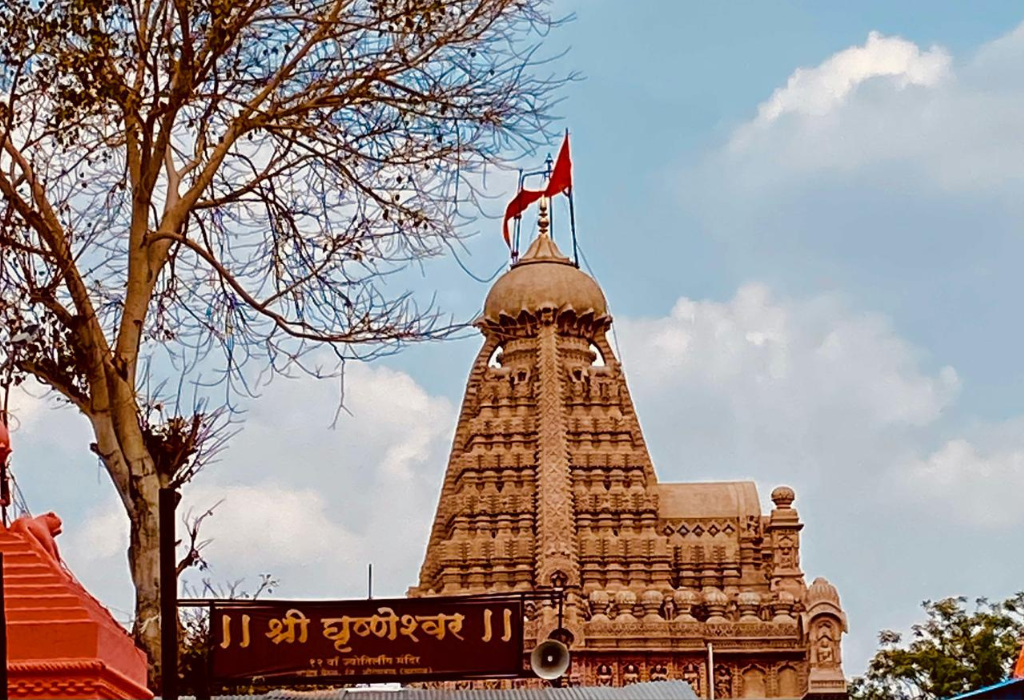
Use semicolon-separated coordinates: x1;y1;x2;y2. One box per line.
850;592;1024;700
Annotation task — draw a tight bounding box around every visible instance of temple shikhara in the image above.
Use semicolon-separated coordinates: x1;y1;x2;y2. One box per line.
410;197;848;698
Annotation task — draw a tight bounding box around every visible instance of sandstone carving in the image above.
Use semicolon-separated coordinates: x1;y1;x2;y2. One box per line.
409;210;847;697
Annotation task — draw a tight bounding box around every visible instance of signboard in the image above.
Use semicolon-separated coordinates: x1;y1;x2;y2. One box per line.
209;595;525;684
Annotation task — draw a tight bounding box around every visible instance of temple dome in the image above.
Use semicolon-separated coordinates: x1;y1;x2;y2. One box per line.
482;231;607;322
807;576;841;605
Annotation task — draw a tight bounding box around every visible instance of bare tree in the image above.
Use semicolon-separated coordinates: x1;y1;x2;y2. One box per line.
0;0;567;685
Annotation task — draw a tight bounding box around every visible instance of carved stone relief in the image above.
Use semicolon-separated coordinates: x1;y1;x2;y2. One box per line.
714;664;733;699
812;619;841;668
410;245;847;691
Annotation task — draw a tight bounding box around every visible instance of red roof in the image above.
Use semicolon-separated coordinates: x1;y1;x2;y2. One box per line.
1;513;151;699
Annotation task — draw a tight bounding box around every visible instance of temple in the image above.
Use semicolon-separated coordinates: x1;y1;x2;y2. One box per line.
410;199;848;697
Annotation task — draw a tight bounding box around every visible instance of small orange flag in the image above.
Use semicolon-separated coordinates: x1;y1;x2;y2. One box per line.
502;187;544;248
545;133;572;198
1013;641;1024;679
500;131;573;249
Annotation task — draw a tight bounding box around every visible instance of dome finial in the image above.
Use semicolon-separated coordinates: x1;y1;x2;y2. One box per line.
537;196;551;238
771;485;795;509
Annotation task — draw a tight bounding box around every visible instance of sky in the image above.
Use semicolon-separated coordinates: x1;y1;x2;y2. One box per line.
7;0;1024;681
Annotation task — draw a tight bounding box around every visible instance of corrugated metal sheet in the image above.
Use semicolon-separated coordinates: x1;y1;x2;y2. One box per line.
166;680;697;700
950;677;1024;700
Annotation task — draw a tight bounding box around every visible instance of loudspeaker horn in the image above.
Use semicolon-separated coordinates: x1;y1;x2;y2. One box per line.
530;639;570;680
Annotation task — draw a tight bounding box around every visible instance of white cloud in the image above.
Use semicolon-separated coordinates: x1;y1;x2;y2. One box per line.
74;505;128;560
617;284;1024;533
60;500;135;625
183;484;364;566
3;380;68;434
904;420;1024;529
673;24;1024;534
719;24;1024;193
65;361;456;612
747;31;950;127
618;284;959;488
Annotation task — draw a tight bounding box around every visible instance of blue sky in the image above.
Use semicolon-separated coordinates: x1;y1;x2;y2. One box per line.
8;1;1024;682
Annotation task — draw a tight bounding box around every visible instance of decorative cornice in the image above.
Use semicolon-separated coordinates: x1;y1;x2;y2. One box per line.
585;619;801;639
7;658;152;699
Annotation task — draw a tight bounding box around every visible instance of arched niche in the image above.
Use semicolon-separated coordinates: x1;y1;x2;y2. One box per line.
742;666;766;698
777;665;799;698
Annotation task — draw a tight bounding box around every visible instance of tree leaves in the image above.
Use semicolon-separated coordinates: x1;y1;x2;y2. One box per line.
851;593;1024;700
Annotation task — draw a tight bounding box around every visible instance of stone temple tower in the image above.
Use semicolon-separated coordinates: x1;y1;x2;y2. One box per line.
410;200;848;698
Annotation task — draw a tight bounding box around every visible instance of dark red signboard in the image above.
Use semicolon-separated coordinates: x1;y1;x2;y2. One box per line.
209;595;525;684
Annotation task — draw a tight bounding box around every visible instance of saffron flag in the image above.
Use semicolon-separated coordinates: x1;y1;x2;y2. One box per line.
1014;641;1024;679
545;133;572;197
502;186;544;248
500;132;573;249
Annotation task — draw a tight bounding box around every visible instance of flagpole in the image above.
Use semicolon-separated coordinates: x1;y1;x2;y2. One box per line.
568;186;579;268
513;168;525;262
561;129;579;267
543;152;554;242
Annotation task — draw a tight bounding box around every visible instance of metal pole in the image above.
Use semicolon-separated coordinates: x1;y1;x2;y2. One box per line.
198;602;213;700
367;563;373;599
544;153;554;241
159;487;180;700
513;169;525;260
568;188;579;268
707;642;714;700
0;551;7;700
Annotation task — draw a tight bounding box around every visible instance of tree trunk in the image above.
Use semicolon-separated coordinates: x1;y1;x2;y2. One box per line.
129;472;165;690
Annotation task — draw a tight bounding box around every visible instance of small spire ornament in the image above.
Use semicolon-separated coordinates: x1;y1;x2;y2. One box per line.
538;196;551;238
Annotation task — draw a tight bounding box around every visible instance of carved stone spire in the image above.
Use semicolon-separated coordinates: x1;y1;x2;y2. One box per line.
410;219;847;696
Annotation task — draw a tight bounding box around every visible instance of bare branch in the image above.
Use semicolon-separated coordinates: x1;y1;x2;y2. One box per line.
175;499;222;576
0;0;571;685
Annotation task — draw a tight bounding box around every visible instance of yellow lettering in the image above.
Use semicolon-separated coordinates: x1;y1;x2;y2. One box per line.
220;614;231;649
482;608;493;642
322;617;354;653
400;614;420;642
241;614;251;648
417;613;465;642
266;609;310;645
502;608;512;642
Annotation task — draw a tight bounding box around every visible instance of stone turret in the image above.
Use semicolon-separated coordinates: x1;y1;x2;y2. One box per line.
411;205;848;697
